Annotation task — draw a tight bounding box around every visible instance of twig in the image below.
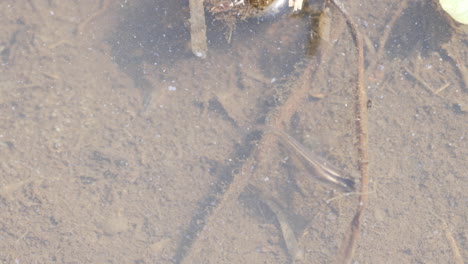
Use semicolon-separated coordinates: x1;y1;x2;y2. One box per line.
430;211;465;264
189;0;208;58
442;220;464;264
434;82;451;95
326;1;370;263
403;65;436;94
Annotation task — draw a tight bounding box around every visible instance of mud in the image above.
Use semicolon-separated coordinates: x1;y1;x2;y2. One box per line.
0;1;466;263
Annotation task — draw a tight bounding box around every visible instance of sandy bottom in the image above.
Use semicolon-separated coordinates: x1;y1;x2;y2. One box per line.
0;1;466;263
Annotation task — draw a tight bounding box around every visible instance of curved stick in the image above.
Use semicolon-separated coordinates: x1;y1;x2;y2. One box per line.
327;1;370;263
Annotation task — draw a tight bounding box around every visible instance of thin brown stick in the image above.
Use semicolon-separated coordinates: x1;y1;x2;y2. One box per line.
442;220;464;264
403;65;436;94
189;0;208;58
430;211;465;264
434;82;451;95
327;1;369;263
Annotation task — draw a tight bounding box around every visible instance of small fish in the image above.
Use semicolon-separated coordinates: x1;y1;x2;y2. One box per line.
264;127;356;192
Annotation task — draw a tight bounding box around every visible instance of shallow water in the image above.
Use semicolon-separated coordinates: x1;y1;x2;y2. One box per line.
0;0;466;263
